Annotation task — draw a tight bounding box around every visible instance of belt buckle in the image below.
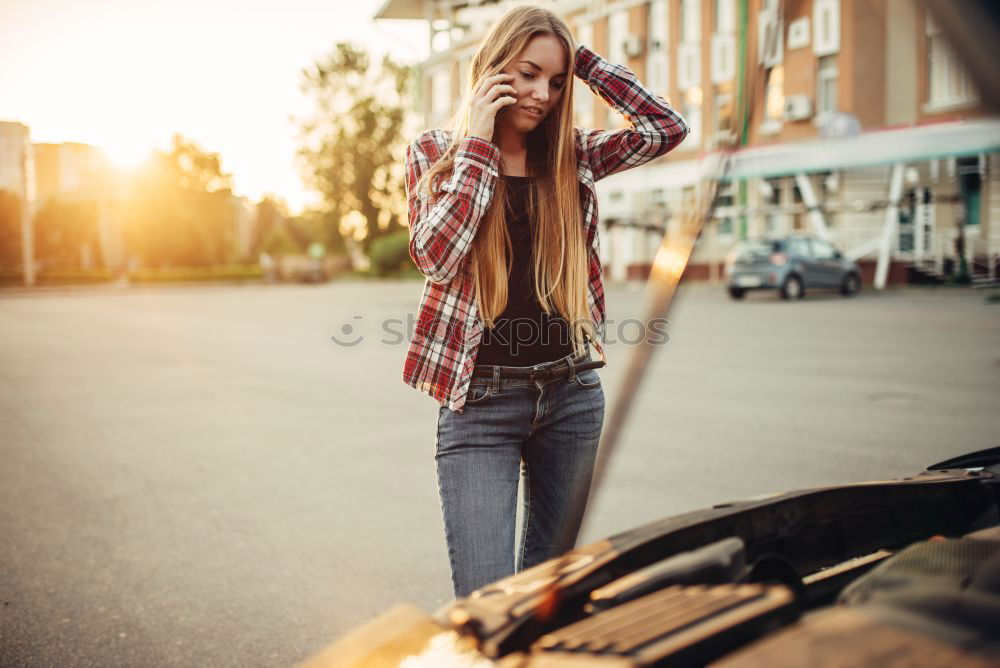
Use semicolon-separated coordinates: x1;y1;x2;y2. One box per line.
534;364;562;382
529;367;550;382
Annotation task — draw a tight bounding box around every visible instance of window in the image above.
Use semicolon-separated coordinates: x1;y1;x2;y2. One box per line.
957;157;981;226
716;182;735;238
715;90;734;134
717;183;734;208
810;239;836;259
678;0;702;92
714;0;736;34
786;238;811;257
678;43;701;90
791;180;805;230
609;10;629;65
681;0;701;45
711;29;736;83
683;87;702;145
813;0;840;56
761;65;784;131
675;0;701;93
897;189;916;252
575;22;595;127
817;170;836;198
430;69;451;119
647;0;669;96
817;56;838;116
758;4;783;68
926;14;976;109
684;104;701;144
763;177;782;234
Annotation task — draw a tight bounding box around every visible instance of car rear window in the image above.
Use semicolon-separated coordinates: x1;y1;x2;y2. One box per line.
736;241;782;261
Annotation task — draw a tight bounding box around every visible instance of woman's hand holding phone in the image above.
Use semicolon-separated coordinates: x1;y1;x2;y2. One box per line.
467;73;517;143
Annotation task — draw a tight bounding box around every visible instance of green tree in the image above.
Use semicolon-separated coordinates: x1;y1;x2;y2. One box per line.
292;207;346;256
124;134;236;267
369;229;412;276
295;42;413;254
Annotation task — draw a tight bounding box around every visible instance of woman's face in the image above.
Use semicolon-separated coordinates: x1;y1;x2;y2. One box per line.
496;32;568;133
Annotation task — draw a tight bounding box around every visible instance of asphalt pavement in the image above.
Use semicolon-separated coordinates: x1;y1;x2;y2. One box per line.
1;279;997;667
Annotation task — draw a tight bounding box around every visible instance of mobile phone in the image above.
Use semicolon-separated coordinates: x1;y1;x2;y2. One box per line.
497;95;516;115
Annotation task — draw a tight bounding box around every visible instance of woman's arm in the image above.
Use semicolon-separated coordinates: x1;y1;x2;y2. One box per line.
574;43;689;182
405;131;501;284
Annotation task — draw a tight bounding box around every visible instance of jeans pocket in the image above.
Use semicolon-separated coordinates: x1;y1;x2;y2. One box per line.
464;381;495;405
572;368;601;389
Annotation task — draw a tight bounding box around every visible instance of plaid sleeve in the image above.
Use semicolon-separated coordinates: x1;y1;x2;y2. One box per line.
405;132;501;284
574;44;689;182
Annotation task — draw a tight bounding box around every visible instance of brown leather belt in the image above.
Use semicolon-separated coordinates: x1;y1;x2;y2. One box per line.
471;356;606;382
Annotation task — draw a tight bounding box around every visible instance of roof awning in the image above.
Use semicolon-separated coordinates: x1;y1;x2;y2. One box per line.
726;118;1000;179
373;0;424;20
373;0;486;21
608;118;1000;189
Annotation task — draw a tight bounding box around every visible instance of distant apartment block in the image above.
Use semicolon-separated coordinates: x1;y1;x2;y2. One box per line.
32;142;111;204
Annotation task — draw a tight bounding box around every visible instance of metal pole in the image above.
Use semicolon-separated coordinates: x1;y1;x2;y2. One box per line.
737;0;749;240
875;163;905;289
794;172;831;241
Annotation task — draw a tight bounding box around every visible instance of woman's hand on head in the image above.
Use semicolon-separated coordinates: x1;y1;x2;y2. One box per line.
467;73;517;143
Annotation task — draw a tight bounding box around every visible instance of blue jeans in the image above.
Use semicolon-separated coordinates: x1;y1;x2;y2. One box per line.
434;349;606;599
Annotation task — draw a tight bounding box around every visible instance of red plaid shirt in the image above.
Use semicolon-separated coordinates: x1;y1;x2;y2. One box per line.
402;44;689;413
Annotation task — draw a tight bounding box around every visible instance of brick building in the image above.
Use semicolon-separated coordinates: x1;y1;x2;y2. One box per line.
376;0;1000;285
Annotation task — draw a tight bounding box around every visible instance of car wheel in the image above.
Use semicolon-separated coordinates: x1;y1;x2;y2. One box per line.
728;286;746;300
840;273;860;296
780;274;804;300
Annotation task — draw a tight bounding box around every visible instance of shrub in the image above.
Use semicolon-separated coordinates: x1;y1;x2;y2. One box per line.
368;230;413;276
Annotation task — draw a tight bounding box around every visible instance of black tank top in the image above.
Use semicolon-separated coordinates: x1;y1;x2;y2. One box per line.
474;175;576;367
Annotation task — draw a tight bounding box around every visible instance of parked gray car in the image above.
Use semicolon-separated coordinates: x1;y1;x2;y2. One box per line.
725;236;862;300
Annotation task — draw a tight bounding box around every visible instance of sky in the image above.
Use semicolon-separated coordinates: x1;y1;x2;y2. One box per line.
0;0;429;215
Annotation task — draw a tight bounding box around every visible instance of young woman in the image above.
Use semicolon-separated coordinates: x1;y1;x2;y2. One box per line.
402;6;688;598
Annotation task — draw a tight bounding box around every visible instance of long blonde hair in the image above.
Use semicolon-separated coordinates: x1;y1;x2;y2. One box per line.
415;5;596;357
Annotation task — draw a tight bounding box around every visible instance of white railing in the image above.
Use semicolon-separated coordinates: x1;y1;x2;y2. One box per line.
969;233;999;281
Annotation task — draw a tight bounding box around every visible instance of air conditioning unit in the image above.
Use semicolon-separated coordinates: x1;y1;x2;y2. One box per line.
758;9;784;68
624;34;644;58
783;95;814;121
787;17;811;50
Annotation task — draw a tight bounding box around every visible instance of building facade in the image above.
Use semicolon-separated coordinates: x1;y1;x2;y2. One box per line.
0;121;36;276
375;0;1000;285
1;121;263;278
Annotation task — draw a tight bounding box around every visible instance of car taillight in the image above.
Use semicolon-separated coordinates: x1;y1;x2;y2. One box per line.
770;252;788;266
